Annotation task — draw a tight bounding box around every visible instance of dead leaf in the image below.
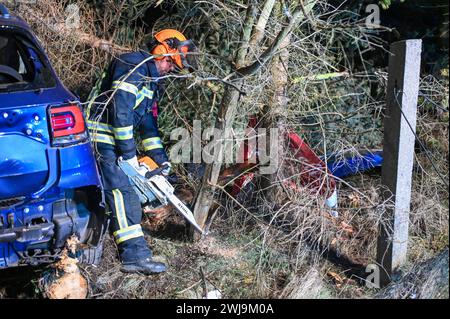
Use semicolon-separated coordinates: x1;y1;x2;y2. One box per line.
327;271;344;284
155;0;164;7
348;193;361;208
340;221;354;235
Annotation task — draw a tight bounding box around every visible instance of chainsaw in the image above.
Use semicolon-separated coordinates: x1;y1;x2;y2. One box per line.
117;156;204;234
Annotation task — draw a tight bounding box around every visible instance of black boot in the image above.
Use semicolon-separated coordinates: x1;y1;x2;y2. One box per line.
121;257;167;274
118;237;167;275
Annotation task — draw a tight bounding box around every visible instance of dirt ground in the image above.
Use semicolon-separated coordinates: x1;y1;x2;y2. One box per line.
79;210;268;299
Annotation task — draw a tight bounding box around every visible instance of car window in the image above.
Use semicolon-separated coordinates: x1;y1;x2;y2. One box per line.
0;29;56;92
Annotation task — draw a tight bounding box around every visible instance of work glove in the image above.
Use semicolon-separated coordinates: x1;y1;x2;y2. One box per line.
161;161;172;176
121;156;149;177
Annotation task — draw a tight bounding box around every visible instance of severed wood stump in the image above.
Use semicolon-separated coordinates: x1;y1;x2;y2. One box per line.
143;188;194;229
41;236;88;299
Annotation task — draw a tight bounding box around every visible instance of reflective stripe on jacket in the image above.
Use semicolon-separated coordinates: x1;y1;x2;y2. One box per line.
87;51;169;164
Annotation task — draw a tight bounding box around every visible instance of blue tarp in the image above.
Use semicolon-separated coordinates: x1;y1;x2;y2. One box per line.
326;151;383;178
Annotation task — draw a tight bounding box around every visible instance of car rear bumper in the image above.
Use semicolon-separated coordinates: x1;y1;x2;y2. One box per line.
0;197;93;268
0;222;54;243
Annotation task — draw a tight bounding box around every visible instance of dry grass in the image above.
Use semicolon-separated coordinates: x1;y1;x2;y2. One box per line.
1;0;447;299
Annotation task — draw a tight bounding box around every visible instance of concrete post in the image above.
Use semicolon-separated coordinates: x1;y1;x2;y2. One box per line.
376;40;422;287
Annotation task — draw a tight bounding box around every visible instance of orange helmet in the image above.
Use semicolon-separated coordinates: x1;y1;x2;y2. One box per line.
151;29;196;69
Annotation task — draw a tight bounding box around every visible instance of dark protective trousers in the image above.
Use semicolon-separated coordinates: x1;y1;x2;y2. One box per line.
96;144;152;263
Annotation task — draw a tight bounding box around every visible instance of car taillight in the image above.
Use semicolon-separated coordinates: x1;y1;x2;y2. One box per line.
49;103;88;146
52;112;75;132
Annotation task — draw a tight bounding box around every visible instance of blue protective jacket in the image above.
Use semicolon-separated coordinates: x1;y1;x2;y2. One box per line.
86;51;169;164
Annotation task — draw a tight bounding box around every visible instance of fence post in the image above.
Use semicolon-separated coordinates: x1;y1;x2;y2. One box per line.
376;39;422;287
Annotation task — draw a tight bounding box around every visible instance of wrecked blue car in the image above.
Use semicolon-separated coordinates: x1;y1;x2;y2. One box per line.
0;4;105;269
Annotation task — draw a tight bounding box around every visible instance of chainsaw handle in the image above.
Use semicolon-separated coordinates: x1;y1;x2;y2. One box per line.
144;164;169;179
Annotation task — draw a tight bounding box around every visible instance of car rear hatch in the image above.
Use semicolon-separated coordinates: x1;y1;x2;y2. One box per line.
0;24;73;200
0;90;83;199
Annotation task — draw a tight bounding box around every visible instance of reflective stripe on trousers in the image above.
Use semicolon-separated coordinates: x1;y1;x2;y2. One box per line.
104;187;145;245
97;145;145;245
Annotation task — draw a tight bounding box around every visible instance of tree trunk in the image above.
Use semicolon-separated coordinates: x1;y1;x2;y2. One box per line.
260;13;291;204
191;4;256;239
192;2;318;240
376;248;449;299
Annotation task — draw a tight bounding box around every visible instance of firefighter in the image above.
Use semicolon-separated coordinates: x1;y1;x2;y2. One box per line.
86;29;196;274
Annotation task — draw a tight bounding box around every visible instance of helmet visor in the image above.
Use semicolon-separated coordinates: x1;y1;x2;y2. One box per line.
177;40;199;71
